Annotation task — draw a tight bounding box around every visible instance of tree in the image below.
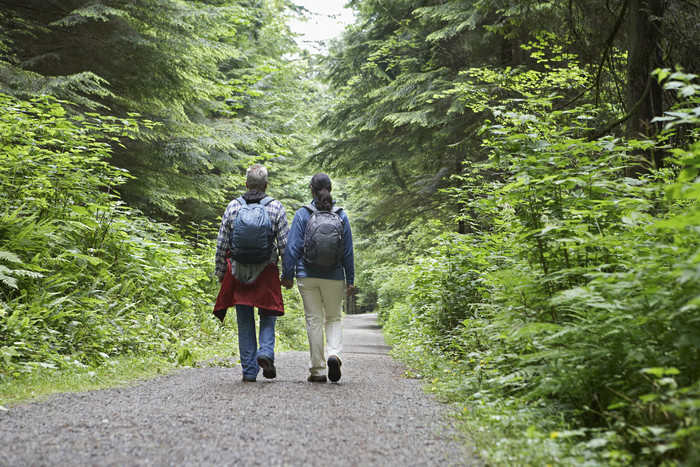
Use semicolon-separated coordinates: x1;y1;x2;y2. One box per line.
626;0;665;170
0;0;311;224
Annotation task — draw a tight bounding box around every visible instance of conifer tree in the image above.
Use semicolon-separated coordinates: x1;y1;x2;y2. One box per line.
0;0;311;224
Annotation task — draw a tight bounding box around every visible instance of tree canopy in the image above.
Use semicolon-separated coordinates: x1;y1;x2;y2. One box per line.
0;0;319;223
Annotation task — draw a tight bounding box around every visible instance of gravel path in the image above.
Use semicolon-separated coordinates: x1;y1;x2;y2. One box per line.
0;313;479;466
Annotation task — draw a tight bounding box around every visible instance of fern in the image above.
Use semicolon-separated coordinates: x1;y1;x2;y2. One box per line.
0;250;43;290
0;250;20;264
0;265;18;289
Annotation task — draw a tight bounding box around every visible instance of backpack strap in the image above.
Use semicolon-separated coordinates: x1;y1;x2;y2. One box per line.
238;196;274;206
331;206;342;214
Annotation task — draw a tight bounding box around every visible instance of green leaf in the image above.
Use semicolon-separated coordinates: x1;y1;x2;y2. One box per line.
642;367;680;378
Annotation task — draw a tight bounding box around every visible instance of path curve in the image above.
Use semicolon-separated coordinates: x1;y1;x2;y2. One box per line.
0;313;478;466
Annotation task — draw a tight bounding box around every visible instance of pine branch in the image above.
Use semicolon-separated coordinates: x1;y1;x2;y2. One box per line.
390;161;411;195
0;0;66;16
375;0;468;69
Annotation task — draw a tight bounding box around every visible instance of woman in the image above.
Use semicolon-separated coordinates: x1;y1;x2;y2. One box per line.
282;173;355;383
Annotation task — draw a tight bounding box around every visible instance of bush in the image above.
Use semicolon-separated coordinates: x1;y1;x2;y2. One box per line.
0;93;306;381
382;70;700;464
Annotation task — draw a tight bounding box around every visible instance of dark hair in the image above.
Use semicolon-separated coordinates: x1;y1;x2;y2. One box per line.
310;173;333;211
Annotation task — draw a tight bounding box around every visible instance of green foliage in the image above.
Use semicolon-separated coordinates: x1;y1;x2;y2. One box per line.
314;0;497;246
321;2;699;462
0;0;314;224
380;69;700;465
0;250;43;290
315;0;643;310
0;92;306;385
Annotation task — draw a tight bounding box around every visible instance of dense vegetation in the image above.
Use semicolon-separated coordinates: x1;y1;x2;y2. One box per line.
0;90;307;390
0;0;311;402
1;0;699;465
0;0;316;222
319;1;699;465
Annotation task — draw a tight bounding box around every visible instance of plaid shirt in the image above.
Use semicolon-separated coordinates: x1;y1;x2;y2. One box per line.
215;196;289;280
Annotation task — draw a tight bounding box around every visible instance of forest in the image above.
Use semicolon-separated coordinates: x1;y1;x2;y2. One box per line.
1;0;698;465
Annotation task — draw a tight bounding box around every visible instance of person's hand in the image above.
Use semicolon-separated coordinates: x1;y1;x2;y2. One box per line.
346;284;356;295
218;276;224;284
281;278;294;289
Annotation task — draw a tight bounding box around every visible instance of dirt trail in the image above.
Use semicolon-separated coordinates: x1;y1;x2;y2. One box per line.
0;313;478;466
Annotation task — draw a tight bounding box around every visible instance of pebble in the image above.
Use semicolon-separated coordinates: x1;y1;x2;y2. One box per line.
0;314;480;466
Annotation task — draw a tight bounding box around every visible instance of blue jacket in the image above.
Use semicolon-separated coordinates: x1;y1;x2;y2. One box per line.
282;200;354;284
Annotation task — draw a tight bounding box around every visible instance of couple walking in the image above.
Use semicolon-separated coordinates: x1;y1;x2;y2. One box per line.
213;164;355;383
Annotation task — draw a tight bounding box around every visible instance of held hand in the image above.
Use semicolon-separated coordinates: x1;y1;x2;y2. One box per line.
346;284;356;296
281;278;294;289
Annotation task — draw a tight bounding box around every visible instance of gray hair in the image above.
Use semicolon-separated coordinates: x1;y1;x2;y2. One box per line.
246;164;268;190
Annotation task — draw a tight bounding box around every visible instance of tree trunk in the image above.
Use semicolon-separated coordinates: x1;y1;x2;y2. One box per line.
626;0;665;174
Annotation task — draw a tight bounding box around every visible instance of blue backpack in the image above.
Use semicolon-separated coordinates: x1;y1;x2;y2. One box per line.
229;196;274;264
302;204;344;271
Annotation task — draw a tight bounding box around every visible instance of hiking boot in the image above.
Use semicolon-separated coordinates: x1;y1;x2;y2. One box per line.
257;355;276;379
327;355;342;382
307;374;327;383
242;376;257;382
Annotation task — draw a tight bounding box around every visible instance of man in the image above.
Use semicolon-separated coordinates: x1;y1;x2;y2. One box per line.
213;164;290;382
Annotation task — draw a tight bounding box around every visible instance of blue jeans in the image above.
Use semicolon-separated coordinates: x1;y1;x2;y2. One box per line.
235;305;277;378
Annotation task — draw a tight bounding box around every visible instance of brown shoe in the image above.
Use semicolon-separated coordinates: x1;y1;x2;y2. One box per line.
307;374;327;383
327;355;342;382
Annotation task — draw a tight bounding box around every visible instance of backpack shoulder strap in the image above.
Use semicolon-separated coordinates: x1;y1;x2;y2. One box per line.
260;196;274;207
304;204;318;213
236;196;246;206
331;206;342;214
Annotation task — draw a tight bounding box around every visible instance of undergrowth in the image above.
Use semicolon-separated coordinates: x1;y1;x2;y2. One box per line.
380;70;700;466
0;92;307;408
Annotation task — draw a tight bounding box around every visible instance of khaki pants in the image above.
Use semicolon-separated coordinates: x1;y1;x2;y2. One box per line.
297;277;344;377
